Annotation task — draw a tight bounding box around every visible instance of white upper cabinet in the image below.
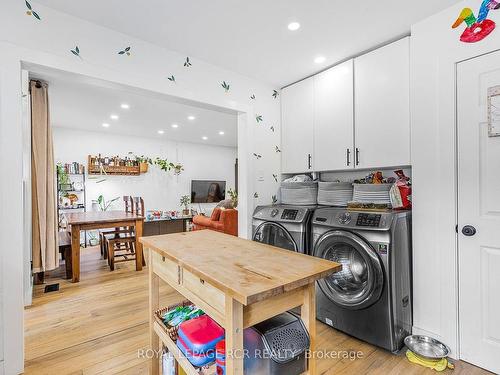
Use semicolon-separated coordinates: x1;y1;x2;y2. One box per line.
313;60;354;171
354;37;411;169
281;77;314;173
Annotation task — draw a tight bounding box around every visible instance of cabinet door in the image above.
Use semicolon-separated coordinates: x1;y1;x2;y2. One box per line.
281;77;314;173
314;60;354;171
354;37;410;169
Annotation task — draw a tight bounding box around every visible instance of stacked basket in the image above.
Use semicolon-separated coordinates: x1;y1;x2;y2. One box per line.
317;182;353;207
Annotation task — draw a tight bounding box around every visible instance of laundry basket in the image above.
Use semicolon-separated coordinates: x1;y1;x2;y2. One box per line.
280;181;318;205
352;183;392;205
317;182;353;207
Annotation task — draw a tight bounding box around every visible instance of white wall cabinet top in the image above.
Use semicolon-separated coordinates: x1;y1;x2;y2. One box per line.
281;77;314;173
280;37;411;174
354;37;411;169
313;60;354;171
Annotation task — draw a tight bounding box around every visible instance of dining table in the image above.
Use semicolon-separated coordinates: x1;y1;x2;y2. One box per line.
65;210;144;282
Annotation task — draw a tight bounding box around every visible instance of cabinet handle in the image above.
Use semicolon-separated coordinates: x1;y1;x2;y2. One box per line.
355;148;360;166
307;154;312;170
346;149;351;166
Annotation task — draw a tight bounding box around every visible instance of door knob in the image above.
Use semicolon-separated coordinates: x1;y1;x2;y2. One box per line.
462;225;477;236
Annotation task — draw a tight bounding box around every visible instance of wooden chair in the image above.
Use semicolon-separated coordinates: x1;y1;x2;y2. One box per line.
58;231;73;279
106;196;145;271
100;196;133;259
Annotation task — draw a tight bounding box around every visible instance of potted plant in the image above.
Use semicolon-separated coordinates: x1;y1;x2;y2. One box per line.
180;195;191;216
56;163;72;190
227;188;238;208
88;231;99;246
131;154;152;173
97;195;120;211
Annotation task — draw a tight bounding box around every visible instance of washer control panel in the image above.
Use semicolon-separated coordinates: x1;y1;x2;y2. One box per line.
281;209;298;220
356;213;382;227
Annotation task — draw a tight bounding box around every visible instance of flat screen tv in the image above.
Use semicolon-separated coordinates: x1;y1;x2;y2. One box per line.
191;180;226;203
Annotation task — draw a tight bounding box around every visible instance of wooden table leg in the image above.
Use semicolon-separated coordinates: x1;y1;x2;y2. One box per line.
135;219;143;271
225;296;244;375
71;224;81;283
149;248;160;375
301;282;317;375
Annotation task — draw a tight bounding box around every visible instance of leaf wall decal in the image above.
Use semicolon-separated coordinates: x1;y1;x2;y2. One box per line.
256;115;263;123
272;90;279;99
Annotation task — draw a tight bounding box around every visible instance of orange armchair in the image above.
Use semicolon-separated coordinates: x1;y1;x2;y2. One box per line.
192;208;238;236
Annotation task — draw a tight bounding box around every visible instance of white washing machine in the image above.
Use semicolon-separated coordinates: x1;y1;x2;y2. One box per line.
252;205;315;254
312;207;412;352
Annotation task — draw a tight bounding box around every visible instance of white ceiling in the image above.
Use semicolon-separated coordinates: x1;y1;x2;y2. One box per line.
32;69;238;147
34;0;461;87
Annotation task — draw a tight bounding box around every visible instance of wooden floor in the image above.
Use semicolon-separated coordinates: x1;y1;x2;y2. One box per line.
24;246;491;375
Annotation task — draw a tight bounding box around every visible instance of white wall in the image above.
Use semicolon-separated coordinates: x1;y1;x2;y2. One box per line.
53;127;237;212
411;0;500;358
0;2;281;373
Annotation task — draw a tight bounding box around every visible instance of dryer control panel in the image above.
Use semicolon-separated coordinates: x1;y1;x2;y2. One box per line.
281;209;298;220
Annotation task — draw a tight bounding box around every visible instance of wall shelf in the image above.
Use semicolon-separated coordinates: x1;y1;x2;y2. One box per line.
88;155;141;176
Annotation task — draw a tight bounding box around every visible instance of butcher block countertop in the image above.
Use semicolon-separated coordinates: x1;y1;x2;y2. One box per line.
140;229;342;305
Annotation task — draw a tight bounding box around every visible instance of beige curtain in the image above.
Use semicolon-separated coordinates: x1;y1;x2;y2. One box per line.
31;80;58;273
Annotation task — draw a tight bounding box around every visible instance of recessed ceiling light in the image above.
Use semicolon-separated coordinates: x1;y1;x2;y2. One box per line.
314;56;326;64
188;115;196;121
110;114;119;120
171;124;179;128
202;136;208;140
102;123;110;128
120;103;130;109
157;130;165;134
219;131;225;135
288;22;301;31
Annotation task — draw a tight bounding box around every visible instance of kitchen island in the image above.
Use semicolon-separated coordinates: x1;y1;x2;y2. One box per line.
141;230;341;375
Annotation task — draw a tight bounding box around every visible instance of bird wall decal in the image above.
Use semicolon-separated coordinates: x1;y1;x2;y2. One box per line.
452;0;500;43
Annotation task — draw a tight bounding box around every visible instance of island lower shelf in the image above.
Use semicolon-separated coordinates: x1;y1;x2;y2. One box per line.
153;321;215;375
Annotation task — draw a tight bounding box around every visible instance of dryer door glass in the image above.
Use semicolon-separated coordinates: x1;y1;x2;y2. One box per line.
314;230;383;310
253;222;298;252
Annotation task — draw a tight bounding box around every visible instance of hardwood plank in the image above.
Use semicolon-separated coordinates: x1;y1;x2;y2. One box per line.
225;296;244;375
140;230;341;305
25;246;492;375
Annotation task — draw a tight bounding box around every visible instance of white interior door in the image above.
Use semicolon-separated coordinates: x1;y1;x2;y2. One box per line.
457;50;500;374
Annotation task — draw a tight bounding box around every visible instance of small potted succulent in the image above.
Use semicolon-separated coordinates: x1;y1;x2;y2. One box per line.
180;195;191;216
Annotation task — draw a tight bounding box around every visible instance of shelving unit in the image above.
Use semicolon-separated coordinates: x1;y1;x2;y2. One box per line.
88;155;141;176
57;165;87;246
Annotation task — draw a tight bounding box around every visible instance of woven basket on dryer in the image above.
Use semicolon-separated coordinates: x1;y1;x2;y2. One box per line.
317;182;353;207
280;181;318;205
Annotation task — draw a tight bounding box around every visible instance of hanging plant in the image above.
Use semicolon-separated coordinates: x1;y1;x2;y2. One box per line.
25;1;41;20
256;115;263;123
272;90;279;99
70;46;82;59
221;81;230;92
250;94;256;100
184;57;192;67
118;46;131;56
167;75;176;83
154;157;184;175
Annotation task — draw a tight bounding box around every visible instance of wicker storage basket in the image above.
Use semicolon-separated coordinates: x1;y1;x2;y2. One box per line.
154;300;192;341
352;183;392;205
317;182;353;206
280;181;318;205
